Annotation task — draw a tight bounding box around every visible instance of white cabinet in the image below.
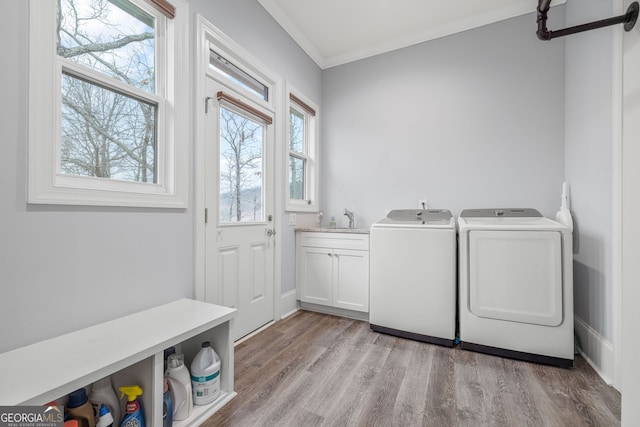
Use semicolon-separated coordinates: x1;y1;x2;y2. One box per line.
296;231;370;313
0;299;236;427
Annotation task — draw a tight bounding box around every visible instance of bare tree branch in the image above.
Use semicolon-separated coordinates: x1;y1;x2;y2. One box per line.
58;32;154;58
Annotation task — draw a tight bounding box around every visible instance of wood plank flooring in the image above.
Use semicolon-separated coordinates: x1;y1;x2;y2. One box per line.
203;310;620;427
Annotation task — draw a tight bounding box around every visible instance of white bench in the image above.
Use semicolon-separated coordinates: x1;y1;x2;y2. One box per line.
0;298;236;426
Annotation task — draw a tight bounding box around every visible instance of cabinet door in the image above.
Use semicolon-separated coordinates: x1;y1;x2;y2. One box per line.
299;247;333;306
333;249;369;312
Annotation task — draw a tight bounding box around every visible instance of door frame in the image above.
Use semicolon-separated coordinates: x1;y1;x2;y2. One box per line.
194;15;283;323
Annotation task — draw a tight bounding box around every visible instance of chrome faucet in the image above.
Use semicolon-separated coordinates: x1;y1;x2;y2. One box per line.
344;208;354;229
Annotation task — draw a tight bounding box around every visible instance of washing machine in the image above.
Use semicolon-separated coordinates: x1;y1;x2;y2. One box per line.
458;208;574;367
369;209;457;346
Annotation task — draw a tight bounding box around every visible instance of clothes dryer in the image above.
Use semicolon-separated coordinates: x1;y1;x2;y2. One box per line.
458;208;573;367
369;209;457;346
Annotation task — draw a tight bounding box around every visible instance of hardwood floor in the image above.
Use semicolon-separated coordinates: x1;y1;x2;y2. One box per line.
204;310;620;427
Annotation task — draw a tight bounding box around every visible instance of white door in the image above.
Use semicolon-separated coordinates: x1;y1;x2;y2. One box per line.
299;247;333;306
204;77;275;340
333;249;369;312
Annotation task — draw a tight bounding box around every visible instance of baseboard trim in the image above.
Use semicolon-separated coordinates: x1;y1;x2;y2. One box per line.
280;289;299;319
235;320;275;345
574;315;615;385
299;302;369;322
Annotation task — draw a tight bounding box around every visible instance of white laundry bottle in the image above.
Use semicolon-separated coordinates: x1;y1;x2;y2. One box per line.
165;353;193;421
89;376;121;426
190;341;221;405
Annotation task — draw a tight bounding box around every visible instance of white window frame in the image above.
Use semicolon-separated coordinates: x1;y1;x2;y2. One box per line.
285;83;319;212
27;0;189;208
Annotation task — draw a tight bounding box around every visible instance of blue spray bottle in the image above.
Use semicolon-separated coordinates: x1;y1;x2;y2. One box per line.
118;386;145;427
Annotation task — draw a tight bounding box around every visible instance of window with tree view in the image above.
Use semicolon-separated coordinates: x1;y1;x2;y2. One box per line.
287;91;317;211
57;0;159;183
289;107;306;200
219;107;265;223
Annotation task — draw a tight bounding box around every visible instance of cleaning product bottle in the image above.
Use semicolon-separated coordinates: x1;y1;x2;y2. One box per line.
89;376;121;426
165;353;193;421
119;386;145;427
190;341;221;405
164;347;176;371
162;379;173;427
555;182;573;230
96;404;114;427
66;388;96;427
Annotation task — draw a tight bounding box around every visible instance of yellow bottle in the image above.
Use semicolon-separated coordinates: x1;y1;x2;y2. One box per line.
119;385;145;427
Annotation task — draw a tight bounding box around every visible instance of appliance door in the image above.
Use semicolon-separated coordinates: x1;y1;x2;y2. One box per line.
468;230;563;326
370;226;456;337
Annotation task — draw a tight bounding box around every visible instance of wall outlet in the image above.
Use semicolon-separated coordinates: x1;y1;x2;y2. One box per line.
418;199;428;209
289;213;297;226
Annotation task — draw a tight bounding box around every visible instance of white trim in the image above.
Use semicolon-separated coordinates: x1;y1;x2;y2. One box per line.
234;320;276;345
194;15;209;302
257;0;567;69
279;289;299;319
575;315;615;385
611;0;624;393
285;83;319;212
202;28;276;113
27;0;189;208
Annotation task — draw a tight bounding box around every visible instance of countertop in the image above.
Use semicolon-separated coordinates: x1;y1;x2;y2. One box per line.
295;227;370;234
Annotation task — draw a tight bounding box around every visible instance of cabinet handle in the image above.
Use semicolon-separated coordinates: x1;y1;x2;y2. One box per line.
327;253;332;257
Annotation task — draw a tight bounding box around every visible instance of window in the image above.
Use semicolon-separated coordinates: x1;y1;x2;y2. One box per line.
28;0;189;207
218;103;268;223
286;85;318;212
209;50;269;102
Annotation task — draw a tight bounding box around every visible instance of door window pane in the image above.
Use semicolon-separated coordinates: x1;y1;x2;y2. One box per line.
219;107;265;223
61;72;157;182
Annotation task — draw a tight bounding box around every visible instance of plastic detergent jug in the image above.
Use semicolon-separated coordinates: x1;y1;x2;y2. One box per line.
190;341;221;405
162;378;173;427
66;388;96;427
118;385;145;427
165;353;193;421
89;376;121;425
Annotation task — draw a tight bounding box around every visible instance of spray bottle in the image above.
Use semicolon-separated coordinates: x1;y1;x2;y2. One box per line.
555;182;573;230
118;386;145;427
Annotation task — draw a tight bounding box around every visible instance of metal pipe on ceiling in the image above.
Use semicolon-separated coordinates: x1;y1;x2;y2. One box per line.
536;0;639;41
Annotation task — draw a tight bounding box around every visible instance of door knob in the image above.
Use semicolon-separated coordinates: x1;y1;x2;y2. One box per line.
266;229;276;236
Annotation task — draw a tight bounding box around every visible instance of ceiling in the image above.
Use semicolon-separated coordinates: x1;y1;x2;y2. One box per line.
257;0;566;69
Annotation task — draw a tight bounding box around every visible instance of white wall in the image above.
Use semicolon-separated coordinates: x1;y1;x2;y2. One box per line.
564;0;616;382
0;1;193;354
622;0;640;422
0;0;321;354
320;11;566;229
